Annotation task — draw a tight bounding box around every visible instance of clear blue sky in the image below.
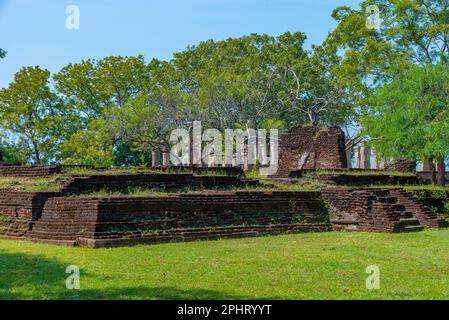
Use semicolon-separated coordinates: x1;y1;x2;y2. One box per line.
0;0;360;88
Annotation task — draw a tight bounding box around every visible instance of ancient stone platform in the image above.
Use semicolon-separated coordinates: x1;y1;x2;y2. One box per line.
0;159;447;247
25;191;330;248
322;187;447;232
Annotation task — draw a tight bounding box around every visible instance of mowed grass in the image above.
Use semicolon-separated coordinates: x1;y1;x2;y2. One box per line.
1;230;449;300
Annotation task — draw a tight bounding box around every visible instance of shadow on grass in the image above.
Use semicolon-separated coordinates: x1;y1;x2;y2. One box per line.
0;251;245;300
78;286;245;300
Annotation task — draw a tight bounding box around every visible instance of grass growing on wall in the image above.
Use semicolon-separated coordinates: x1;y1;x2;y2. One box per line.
72;182;320;198
1;229;449;299
316;170;416;177
0;176;64;192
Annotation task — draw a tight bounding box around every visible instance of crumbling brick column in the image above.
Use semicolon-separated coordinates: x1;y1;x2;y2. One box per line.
275;126;348;177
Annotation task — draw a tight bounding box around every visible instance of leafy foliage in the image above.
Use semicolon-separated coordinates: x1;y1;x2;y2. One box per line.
0;32;357;166
0;67;71;164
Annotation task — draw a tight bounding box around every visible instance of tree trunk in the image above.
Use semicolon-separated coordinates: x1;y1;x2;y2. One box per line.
429;159;437;186
437;156;446;186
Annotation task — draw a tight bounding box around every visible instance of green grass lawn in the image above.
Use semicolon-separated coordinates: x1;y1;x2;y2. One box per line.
1;230;449;300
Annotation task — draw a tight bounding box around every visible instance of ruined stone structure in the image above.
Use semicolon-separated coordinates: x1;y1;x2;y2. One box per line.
26;191;330;248
275;126;347;177
0;190;59;238
59;173;252;194
0;124;447;248
385;159;417;173
322;188;447;232
290;171;424;186
0;165;63;177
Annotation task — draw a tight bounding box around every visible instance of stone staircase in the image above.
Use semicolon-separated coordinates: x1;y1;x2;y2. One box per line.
391;189;448;228
323;188;447;233
369;190;424;233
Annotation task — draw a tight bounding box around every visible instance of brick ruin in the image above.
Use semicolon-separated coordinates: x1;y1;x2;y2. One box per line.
26;192;330;248
322;188;447;232
275;126;347;177
385;159;417;173
291;171;423;186
0;126;447;248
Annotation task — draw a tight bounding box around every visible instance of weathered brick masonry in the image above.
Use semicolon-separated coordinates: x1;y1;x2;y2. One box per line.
385;159;417;173
0;190;59;237
58;173;256;194
322;187;447;232
304;172;423;186
275;126;347;177
0;165;62;177
0;164;447;247
26;191;331;248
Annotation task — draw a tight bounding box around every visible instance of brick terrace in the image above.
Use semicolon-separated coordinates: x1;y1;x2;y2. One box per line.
0;165;447;248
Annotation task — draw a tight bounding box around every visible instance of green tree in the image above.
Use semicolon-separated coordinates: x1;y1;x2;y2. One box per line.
328;0;449;179
55;55;153;165
173;32;354;130
0;134;31;164
326;0;449;90
54;55;150;121
60;118;115;167
363;64;449;185
0;67;67;164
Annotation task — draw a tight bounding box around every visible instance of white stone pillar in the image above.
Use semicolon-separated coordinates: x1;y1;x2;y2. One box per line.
346;149;352;169
372;148;378;170
356;146;362;169
152;149;161;167
162;150;170;167
418;161;430;172
360;143;371;169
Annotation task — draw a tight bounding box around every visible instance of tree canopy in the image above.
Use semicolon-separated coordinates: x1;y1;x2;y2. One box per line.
0;32;357;166
3;1;449;174
327;0;449;184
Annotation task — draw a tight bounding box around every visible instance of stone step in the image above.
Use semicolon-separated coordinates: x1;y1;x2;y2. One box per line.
25;237;78;247
398;218;421;227
401;225;425;233
376;196;398;204
27;223;331;241
399;211;413;219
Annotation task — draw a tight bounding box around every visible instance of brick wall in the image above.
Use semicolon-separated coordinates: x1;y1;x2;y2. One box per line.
275;126;347;177
153;166;244;176
322;188;410;232
322;187;446;232
0;165;62;177
0;190;60;237
27;191;330;247
385;159;417;173
59;173;254;194
310;173;423;186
